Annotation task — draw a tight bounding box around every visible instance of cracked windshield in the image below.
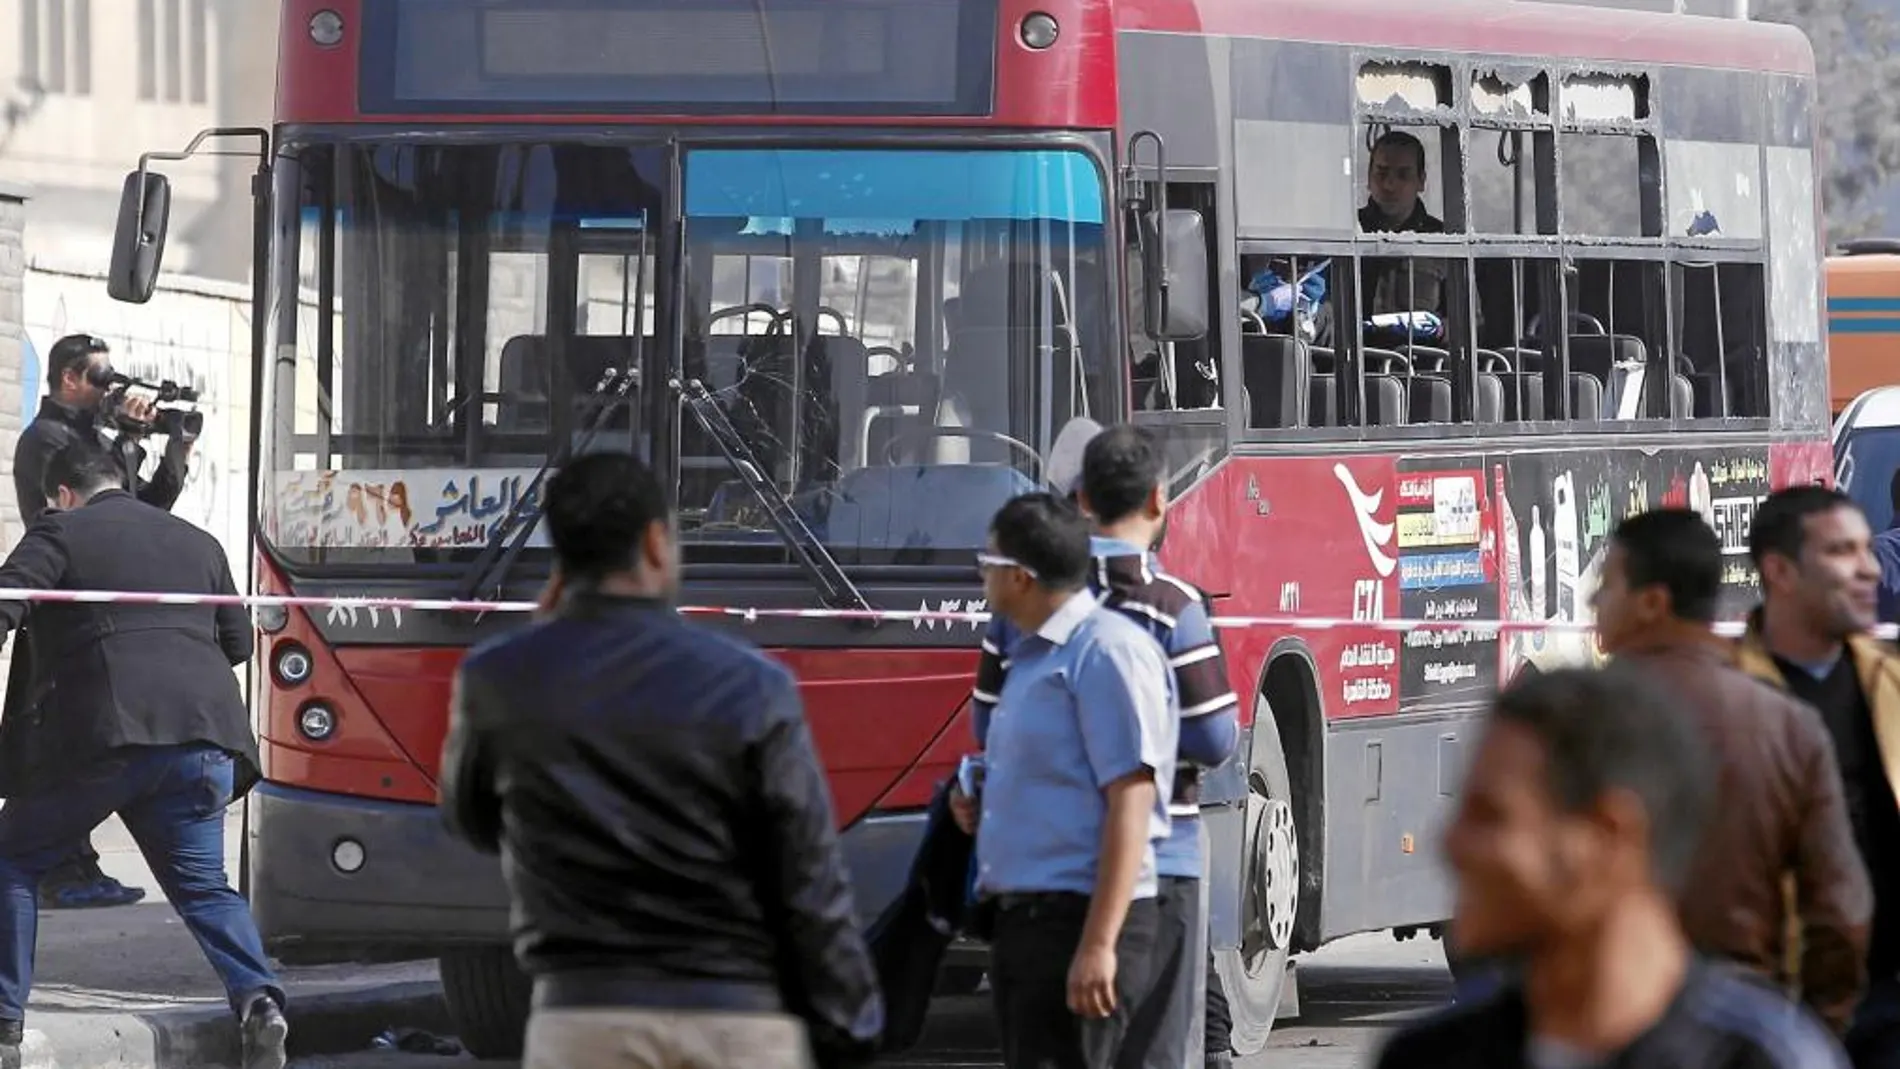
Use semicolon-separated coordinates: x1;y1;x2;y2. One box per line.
677;147;1114;565
260;144;1112;568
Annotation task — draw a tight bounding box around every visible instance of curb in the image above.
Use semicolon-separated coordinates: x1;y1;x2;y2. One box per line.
20;981;452;1068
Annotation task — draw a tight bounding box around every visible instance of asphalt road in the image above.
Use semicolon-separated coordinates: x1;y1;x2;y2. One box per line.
288;932;1455;1069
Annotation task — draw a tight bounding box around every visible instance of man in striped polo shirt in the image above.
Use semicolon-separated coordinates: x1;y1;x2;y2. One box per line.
954;423;1242;1069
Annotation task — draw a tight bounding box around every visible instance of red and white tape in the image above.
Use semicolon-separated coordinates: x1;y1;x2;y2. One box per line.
0;586;1892;640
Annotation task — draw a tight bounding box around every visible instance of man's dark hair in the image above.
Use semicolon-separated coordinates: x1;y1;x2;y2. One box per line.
990;492;1092;592
40;442;125;503
1491;664;1713;893
1610;509;1722;624
543;452;671;581
46;334;107;392
1747;484;1859;570
1080;424;1165;525
1371;130;1428;177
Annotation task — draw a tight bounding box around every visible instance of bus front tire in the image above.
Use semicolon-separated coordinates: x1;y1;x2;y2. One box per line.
438;945;531;1059
1214;700;1301;1056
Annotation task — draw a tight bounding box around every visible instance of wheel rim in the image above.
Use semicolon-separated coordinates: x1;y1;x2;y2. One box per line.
1260;798;1298;950
1242;791;1299;969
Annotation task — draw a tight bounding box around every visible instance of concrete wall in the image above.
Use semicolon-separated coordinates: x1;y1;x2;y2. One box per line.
19;257;252;590
0;183;28;680
0;186;28;551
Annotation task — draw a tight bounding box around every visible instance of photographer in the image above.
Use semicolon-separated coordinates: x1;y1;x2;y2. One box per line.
4;334;196;910
0;442;284;1069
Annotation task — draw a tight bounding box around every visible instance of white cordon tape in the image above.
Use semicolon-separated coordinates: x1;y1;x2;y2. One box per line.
0;586;1894;641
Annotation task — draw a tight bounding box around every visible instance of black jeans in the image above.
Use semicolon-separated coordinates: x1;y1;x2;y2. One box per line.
1118;876;1198;1069
990;892;1160;1069
1204;948;1231;1054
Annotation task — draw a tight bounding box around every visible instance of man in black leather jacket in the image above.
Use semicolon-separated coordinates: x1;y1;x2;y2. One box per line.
7;334;191;911
440;451;882;1069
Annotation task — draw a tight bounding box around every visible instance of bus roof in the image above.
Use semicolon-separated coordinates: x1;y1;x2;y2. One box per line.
1119;0;1815;77
276;0;1815;128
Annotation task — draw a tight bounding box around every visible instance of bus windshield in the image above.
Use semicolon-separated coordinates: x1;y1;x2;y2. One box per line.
260;141;1114;571
676;147;1112;566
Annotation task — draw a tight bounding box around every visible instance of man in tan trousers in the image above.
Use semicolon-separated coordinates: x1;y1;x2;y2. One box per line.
440;452;883;1068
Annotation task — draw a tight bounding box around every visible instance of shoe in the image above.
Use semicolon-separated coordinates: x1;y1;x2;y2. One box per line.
37;874;145;910
0;1016;22;1069
240;994;288;1069
1206;1052;1235;1069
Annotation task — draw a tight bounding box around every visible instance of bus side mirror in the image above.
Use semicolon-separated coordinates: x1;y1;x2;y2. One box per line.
108;170;172;304
1142;208;1208;342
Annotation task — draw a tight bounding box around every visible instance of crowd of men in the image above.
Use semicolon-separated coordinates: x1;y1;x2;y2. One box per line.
0;328;1892;1069
434;410;1899;1069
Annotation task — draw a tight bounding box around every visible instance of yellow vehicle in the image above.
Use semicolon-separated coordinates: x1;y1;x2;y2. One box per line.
1829;239;1900;415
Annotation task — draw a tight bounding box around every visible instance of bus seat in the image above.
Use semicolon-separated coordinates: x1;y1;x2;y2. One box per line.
1503;346;1544;371
498;334;647;431
1310;373;1338;427
1366;374;1408;426
862;371;940;466
1477;372;1505;423
696;335;753;394
1671;373;1694;419
1402;346;1452;373
1410;375;1453;424
1499;372;1545;421
1565;335;1643;383
1569;373;1604;421
1241;335;1311;429
821;334;871;462
498;335;550;432
827;464;1040;551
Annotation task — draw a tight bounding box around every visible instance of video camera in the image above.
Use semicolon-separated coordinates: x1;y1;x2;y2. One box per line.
86;365;204;443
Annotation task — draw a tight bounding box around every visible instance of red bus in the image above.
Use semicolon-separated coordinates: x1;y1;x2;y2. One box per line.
104;0;1829;1058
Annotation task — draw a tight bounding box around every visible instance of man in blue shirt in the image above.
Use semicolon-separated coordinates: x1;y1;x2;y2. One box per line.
961;425;1241;1069
971;492;1179;1069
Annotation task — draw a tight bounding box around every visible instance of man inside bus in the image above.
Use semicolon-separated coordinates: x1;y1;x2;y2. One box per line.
1358;130;1451;348
8;334;195;911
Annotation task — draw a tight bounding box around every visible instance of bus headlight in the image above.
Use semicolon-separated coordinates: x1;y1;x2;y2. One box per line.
1020;12;1060;49
254;605;288;634
298;703;337;742
309;9;345;48
273;643;313;687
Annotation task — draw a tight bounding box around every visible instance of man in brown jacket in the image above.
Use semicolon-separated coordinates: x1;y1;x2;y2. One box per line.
1737;486;1900;1069
1592;507;1871;1033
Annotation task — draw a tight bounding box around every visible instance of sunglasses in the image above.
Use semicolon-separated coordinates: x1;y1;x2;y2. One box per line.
975;552;1039;579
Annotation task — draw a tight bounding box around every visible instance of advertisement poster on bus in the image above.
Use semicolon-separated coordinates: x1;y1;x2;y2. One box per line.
269;469;550;550
1493;445;1771;684
1394;457;1500;711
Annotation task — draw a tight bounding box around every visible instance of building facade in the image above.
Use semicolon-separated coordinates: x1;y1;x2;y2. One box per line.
1;0;278;280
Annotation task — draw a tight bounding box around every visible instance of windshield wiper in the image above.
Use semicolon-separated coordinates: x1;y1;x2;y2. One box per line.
453;366;638;610
672;376;873;618
457;214;652;613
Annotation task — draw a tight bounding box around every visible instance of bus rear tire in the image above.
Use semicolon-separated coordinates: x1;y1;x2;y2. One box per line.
1214;699;1300;1056
439;946;531;1059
